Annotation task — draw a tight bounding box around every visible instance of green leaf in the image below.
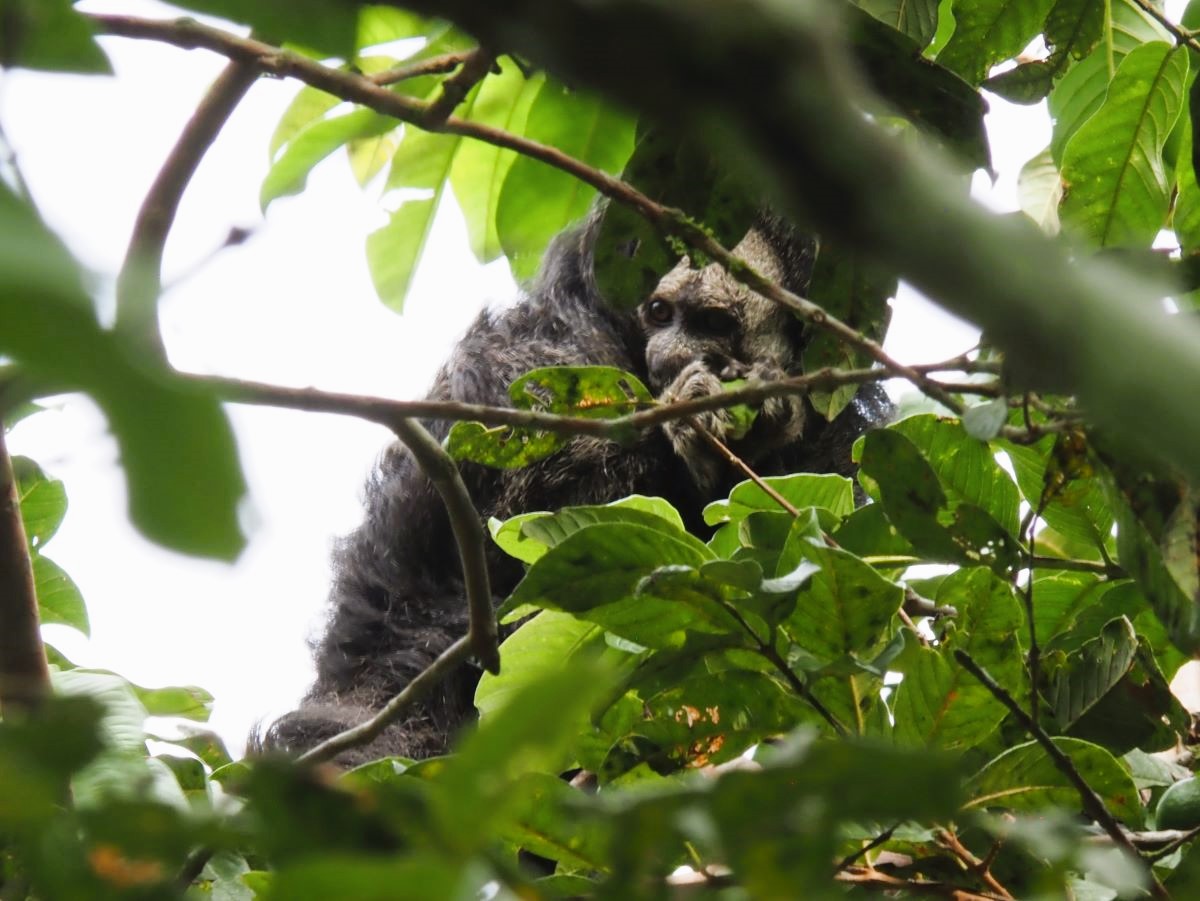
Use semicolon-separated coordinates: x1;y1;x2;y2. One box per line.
451;61;545;262
937;0;1056;85
437;660;615;848
268;87;341;160
1060;42;1189;248
500;773;609;870
856;0;941;47
1031;572;1115;646
262;108;397;208
843;5;991;169
704;473;856;526
982;0;1104;103
13;455;66;549
778;531;903;661
33;556;88;636
966;737;1143;826
858;425;1021;571
1176;74;1200;252
475;611;609;717
1049;618;1187;753
132;684;213;722
935;567;1026;686
893;414;1021;534
1000;433;1113;556
503;522;713;616
0;0;111;74
496;83;635;280
447;366;651;468
892;643;1007;749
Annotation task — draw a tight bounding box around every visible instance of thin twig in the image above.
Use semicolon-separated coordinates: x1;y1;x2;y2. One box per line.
388;418;499;673
298;636;473;765
935;828;1014;900
953;650;1170;901
369;51;471;86
421;47;495;126
696;423;800;515
835;867;1009;900
115;58;259;357
1129;0;1200;53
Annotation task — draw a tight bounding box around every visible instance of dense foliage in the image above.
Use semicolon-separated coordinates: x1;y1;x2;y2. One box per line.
4;0;1200;897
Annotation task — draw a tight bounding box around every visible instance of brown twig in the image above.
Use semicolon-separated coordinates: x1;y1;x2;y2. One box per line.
369;51;471;86
115;58;259;357
835;866;1010;900
953;650;1170;900
421;47;495;126
935;828;1014;900
695;423;800;515
298;636;473;764
1128;0;1200;54
0;423;51;715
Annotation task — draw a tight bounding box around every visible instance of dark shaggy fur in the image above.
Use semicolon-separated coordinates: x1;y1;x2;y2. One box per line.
262;213;891;765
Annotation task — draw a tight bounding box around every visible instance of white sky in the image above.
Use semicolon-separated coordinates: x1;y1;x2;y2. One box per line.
1;1;1066;753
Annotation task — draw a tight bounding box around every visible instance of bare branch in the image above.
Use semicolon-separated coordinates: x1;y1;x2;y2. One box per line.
298;636;473;765
115;59;259;357
421;47;496;126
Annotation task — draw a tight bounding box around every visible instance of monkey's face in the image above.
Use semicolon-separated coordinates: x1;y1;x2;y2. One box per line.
639;229;798;393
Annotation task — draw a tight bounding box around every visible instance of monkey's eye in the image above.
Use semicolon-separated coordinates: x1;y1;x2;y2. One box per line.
643;298;674;326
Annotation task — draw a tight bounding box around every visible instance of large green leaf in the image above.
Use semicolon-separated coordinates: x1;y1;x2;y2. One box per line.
703;473;856;527
965;737;1143;826
937;0;1056;85
892;643;1007;749
778;535;902;661
496;84;635;280
858;425;1021;571
475;611;609;716
1060;42;1189;247
261;108;397;208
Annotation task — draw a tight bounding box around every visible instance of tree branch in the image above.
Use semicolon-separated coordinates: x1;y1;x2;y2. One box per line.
115;59;259;357
0;423;51;715
298;636;473;764
85;12;966;414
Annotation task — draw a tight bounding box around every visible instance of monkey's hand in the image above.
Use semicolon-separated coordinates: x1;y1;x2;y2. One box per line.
659;361;745;494
718;360;807;453
661;360;807;494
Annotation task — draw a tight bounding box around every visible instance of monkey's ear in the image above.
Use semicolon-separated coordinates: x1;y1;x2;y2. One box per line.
593;126;759;309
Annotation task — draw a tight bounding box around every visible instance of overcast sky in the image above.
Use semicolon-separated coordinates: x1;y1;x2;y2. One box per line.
3;0;1056;753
